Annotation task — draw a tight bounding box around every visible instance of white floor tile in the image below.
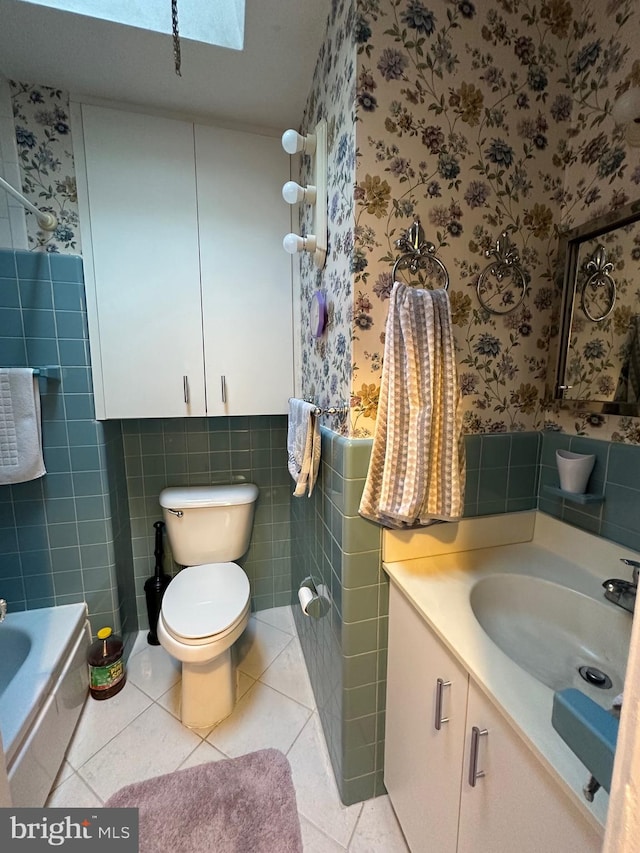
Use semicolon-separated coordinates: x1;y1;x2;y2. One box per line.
129;630;151;658
178;741;228;770
156;681;180;719
207;681;311;758
237;669;255;700
235;617;295;679
43;602;395;853
299;814;347;852
50;759;75;792
45;772;103;808
65;682;153;770
287;714;363;848
254;605;295;634
348;795;409;853
126;643;181;700
260;636;316;709
77;703;202;801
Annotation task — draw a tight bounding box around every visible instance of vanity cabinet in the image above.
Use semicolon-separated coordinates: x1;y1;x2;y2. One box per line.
76;104;293;419
385;582;602;853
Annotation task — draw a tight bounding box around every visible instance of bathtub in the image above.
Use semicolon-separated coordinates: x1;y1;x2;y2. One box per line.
0;603;91;806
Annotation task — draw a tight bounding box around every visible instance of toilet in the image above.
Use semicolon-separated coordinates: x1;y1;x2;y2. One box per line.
157;483;259;729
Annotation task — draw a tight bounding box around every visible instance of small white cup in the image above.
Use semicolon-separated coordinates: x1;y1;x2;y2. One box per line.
556;449;596;494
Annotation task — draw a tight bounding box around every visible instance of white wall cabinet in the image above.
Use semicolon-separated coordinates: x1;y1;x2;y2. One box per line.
195;125;294;418
385;583;602;853
76;104;293;419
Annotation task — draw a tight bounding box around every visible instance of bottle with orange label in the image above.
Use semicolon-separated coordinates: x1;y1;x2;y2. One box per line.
88;627;126;700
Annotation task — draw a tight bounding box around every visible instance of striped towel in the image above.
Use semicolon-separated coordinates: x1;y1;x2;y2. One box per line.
359;283;464;528
287;398;321;497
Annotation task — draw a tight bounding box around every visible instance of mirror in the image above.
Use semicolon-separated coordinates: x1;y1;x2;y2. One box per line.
555;199;640;415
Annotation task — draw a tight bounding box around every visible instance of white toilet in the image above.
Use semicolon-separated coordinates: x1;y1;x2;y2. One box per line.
157;482;259;729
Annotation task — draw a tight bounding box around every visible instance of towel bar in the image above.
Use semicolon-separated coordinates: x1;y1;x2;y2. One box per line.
33;366;61;381
312;405;348;417
1;366;61;381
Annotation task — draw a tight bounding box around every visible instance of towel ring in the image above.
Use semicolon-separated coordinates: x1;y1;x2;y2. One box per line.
392;218;449;291
580;245;616;323
476;231;527;315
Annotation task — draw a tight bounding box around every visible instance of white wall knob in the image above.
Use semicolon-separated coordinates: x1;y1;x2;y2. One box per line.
283;233;318;255
282;181;317;205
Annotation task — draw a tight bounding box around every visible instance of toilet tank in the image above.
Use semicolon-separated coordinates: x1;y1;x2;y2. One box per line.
159;483;259;566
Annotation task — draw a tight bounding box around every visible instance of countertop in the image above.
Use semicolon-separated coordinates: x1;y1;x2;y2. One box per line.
382;511;638;833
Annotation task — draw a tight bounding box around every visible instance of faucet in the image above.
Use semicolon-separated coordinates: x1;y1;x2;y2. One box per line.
0;599;6;622
602;558;639;614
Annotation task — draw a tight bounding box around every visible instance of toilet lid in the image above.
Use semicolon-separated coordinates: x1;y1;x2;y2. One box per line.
163;562;250;640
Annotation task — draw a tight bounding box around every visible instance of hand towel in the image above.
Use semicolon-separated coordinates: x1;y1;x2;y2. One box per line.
287;398;321;497
0;368;46;485
359;283;464;528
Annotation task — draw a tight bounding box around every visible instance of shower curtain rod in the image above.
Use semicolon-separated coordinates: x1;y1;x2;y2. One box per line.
0;175;57;231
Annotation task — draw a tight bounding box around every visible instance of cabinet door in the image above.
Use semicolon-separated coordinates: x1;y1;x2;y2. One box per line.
195;125;293;416
385;582;469;853
458;680;602;853
80;105;206;418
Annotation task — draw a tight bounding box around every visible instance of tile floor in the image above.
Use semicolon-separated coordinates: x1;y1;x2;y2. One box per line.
47;605;409;852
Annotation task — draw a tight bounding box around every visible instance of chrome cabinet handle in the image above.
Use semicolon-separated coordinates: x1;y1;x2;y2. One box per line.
221;375;227;404
183;375;189;404
469;726;488;787
434;678;451;731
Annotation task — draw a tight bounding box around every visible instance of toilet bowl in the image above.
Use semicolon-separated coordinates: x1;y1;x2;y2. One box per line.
157;483;258;729
156;561;251;728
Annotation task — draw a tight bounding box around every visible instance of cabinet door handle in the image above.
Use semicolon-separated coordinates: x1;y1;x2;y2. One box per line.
468;725;488;787
221;375;227;404
183;375;189;404
434;678;451;731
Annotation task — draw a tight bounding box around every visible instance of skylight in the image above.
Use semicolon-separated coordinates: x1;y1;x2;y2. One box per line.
19;0;245;50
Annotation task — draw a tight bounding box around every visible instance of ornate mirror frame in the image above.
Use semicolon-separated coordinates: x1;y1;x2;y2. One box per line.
555;198;640;416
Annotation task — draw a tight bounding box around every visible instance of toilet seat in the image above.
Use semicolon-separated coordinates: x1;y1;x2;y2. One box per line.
162;562;250;641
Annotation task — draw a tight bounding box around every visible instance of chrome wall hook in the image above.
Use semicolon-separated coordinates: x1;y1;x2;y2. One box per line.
476;231;527;315
581;245;616;322
392;218;449;289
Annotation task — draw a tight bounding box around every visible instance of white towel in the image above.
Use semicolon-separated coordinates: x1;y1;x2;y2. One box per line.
287;398;321;497
359;283;464;528
0;368;46;485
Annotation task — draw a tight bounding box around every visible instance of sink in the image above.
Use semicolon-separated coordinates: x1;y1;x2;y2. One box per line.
470;574;631;704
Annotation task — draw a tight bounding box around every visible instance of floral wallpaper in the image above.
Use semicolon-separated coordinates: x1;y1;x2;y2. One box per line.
297;0;358;434
298;0;640;441
10;81;80;254
8;0;640;442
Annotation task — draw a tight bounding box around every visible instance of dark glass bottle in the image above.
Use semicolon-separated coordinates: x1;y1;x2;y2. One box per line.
88;627;126;700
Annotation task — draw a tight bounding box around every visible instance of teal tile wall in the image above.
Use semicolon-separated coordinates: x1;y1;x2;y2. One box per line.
120;415;292;626
0;249;135;640
292;429;384;805
104;420;138;648
539;431;640;552
294;428;541;805
463;431;540;516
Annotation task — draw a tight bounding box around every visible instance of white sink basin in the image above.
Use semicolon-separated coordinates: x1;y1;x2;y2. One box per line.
470;574;632;705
